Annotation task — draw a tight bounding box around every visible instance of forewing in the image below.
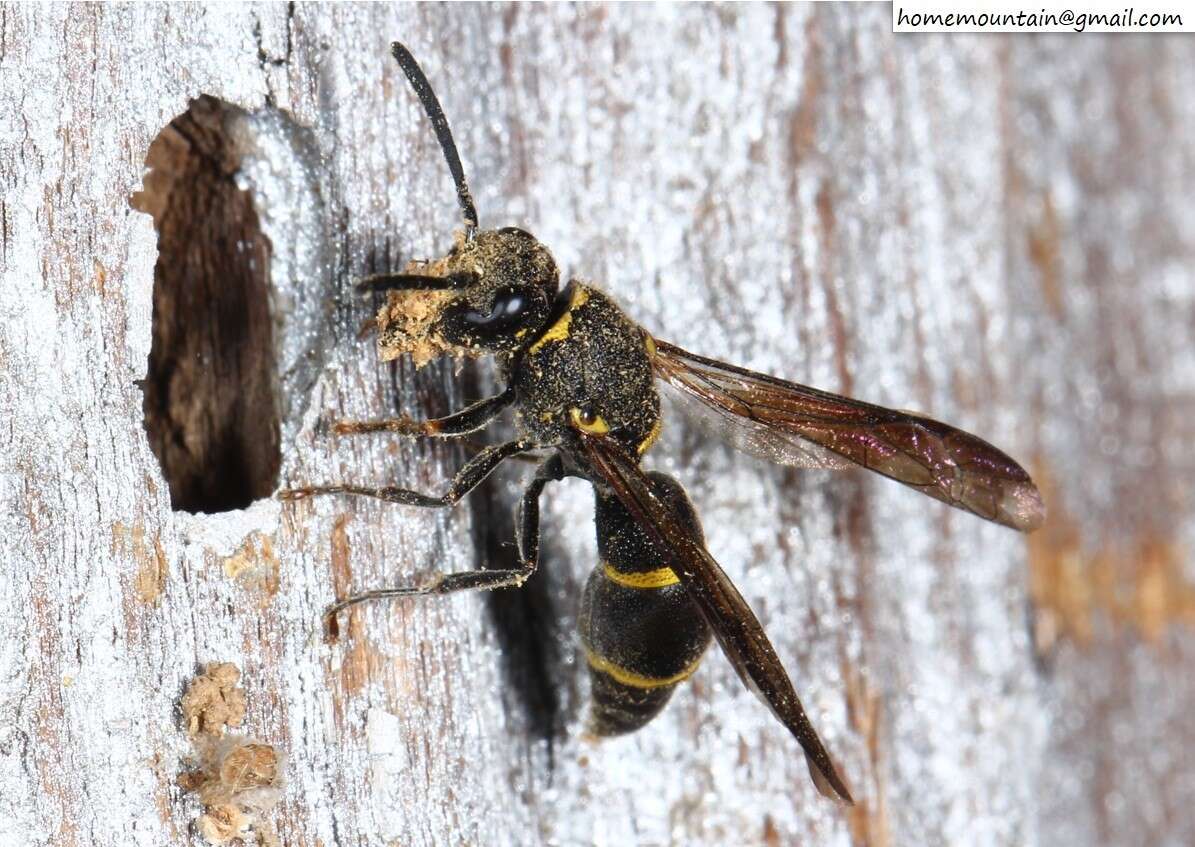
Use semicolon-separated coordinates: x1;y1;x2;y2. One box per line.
658;376;852;470
578;432;854;805
652;339;1044;532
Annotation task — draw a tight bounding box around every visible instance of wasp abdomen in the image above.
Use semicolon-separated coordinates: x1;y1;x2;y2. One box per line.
578;472;712;736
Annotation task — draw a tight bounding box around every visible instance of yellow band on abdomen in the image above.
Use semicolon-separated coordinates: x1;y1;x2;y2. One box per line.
602;561;680;589
584;647;701;690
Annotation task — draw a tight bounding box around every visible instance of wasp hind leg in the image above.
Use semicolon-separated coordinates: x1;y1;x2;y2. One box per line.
320;454;563;638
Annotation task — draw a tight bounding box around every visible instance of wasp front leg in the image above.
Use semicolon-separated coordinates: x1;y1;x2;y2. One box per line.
331;386;515;437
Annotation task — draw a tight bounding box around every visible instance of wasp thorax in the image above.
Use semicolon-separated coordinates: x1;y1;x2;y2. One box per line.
377;227;560;367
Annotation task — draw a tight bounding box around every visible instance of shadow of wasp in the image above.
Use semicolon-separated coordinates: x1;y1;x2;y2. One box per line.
281;42;1045;805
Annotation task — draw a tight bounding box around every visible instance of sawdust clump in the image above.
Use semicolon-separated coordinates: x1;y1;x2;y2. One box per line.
178;663;282;846
180;738;282;846
181;662;246;737
376;285;459;367
375;233;471;368
375;229;533;367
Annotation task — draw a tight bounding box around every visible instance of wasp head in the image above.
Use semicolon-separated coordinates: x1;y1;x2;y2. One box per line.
373;227;559;367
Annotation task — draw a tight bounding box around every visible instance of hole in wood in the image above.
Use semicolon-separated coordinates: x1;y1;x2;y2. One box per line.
132;96;281;513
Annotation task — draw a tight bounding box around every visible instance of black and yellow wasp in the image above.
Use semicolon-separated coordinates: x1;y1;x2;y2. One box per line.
281;43;1045;805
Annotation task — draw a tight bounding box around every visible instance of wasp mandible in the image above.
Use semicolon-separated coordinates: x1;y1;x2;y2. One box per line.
281;43;1045;806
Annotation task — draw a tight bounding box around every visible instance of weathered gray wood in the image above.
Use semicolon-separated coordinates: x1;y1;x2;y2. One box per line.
2;3;1194;845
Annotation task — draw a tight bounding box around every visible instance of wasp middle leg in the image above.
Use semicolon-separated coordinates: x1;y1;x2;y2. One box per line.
279;438;533;506
322;454;563;636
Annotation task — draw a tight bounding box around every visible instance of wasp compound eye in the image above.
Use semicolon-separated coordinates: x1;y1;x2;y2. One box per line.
462;289;529;329
435;285;550;352
570;406;610;435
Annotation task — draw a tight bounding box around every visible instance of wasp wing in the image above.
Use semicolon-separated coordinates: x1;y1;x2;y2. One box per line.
651;339;1044;532
578;431;854;805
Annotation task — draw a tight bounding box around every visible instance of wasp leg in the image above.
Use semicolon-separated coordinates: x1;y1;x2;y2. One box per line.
279;438;532;506
331;386;514;437
322;454;563;637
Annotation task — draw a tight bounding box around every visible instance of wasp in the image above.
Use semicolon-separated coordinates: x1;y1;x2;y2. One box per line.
281;43;1045;806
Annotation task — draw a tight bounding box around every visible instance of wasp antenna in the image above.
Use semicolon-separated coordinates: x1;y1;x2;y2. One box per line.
391;42;480;239
355;271;476;293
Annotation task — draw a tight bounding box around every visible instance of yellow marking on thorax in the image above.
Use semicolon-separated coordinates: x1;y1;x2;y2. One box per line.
603;561;679;589
637;418;662;455
584;647;702;690
528;285;590;354
570;406;610;435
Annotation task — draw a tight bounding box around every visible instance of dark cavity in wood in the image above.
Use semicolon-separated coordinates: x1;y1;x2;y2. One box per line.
132;95;281;513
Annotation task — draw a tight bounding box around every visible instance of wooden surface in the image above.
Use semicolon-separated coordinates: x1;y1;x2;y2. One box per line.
2;3;1194;845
